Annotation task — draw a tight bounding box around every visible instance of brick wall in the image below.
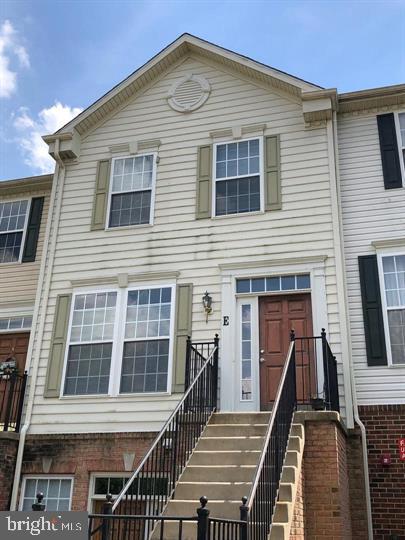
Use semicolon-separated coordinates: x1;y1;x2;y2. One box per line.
346;429;368;539
21;432;156;510
290;465;305;540
0;434;19;510
359;404;405;540
302;417;353;540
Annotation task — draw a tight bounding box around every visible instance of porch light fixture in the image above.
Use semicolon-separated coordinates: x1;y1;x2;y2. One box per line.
202;291;212;323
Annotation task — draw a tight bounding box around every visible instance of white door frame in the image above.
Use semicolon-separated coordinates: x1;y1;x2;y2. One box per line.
219;257;328;412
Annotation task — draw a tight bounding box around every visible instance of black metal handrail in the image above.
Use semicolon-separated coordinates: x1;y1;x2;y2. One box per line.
88;495;246;540
246;338;297;540
294;329;340;412
0;371;27;432
111;336;219;520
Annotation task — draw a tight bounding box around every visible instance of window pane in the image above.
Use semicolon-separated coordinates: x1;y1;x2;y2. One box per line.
240;304;252;401
64;343;112;395
297;275;311;289
23;478;72;511
109;191;151;227
266;277;280;291
388;309;405;364
251;278;265;293
120;340;169;394
236;279;250;293
0;231;23;263
281;276;296;290
0;200;28;233
112;155;153;193
215;176;260;216
71;292;117;343
125;288;171;340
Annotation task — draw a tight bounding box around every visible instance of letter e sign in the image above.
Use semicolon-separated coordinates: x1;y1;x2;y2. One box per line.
223;316;229;326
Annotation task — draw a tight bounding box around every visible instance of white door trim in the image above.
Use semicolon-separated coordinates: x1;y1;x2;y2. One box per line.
220;258;328;412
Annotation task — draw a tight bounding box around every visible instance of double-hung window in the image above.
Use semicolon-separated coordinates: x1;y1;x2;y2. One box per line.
380;254;405;365
0;199;29;264
108;154;156;228
214;138;263;216
62;286;174;396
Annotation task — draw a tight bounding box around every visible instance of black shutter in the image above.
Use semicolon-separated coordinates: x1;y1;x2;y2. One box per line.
358;255;387;366
22;197;44;263
377;113;402;189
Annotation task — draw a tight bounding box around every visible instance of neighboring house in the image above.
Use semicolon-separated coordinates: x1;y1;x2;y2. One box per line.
0;174;52;510
338;87;405;538
8;34;354;520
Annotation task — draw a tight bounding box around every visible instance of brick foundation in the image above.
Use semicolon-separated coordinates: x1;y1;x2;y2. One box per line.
346;429;368;539
21;432;156;510
0;433;19;510
290;465;305;540
359;404;405;540
301;415;353;539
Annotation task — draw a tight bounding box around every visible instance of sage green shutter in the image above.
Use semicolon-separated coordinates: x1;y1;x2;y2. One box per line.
264;135;281;211
196;145;212;219
91;159;111;230
172;284;193;392
22;197;44;263
44;294;72;397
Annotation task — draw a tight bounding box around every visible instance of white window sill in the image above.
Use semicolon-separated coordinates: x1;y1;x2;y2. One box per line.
59;391;172;400
211;210;265;221
104;223;153;232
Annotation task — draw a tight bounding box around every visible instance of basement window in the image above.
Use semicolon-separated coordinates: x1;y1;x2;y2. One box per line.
20;477;73;511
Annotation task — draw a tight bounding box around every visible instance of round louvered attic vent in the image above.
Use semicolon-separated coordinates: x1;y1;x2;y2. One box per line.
167;74;210;113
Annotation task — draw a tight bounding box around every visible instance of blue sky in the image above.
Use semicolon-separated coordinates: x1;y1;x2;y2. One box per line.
0;0;404;180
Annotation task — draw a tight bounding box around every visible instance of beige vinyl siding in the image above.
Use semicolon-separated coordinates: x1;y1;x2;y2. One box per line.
29;55;345;433
0;188;51;309
338;111;405;404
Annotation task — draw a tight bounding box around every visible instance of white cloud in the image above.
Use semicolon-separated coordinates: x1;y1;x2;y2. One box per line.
13;102;83;174
0;20;30;98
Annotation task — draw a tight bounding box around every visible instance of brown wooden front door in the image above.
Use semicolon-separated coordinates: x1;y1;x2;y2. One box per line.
0;333;30;373
259;294;313;410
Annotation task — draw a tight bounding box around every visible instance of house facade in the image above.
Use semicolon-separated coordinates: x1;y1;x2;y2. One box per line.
338;87;405;538
3;34;404;539
7;35;354;516
0;174;52;510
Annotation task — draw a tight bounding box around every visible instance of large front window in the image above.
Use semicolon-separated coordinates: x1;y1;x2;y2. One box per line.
108;154;155;228
63;286;173;396
0;200;29;263
382;254;405;364
214;138;262;216
20;477;73;511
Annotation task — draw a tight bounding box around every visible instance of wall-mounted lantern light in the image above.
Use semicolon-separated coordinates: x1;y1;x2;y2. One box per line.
202;291;212;323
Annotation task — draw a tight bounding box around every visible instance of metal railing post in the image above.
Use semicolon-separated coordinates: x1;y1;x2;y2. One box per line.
290;330;297;408
15;371;27;432
213;334;219;409
196;496;210;540
32;492;45;511
185;336;192;390
321;328;330;409
240;496;248;540
3;372;17;432
101;494;113;540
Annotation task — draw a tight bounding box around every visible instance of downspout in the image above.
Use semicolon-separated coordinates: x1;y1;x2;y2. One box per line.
10;139;65;510
331;110;373;539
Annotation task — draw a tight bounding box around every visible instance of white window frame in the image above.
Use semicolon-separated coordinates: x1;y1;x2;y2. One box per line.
212;137;264;218
106;153;157;230
60;283;176;398
377;249;405;367
0;197;31;265
19;475;74;511
393;110;405;186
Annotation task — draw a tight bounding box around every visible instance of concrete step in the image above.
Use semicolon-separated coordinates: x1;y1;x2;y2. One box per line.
181;465;256;483
188;450;261;466
151;520;196;540
165;499;241;520
210;412;271;424
198;436;264;451
203;423;268;437
174;481;252;500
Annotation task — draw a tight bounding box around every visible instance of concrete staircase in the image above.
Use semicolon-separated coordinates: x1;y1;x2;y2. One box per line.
152;412;270;539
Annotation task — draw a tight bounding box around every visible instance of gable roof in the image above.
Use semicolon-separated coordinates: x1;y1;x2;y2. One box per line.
52;33;323;138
